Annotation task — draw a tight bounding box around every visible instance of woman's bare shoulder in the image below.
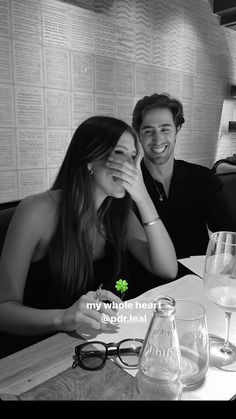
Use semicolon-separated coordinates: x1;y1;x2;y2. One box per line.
15;190;60;228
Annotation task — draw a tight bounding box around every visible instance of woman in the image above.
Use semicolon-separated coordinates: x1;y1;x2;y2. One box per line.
0;116;177;353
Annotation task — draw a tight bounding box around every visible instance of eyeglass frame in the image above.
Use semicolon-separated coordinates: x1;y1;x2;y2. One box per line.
72;338;144;370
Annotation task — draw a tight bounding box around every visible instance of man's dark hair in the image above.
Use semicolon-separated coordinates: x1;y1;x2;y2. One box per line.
132;93;185;133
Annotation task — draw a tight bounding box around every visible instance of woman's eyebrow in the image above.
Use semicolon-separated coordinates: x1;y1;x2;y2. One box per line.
114;145;136;152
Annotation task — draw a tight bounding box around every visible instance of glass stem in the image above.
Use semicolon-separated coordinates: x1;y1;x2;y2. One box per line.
221;311;232;354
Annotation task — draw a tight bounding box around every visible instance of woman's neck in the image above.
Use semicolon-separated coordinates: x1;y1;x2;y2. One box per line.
94;187;107;210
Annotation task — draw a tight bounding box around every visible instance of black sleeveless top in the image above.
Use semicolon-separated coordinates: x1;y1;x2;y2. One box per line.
0;242;130;358
23;241;123;309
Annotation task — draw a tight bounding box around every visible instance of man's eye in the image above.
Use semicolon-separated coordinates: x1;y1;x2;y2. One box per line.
144;131;153;135
114;150;124;155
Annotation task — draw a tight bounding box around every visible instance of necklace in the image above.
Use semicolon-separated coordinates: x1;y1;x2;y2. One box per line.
153;180;165;202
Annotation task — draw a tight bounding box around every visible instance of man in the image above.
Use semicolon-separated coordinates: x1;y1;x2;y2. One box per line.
131;93;228;259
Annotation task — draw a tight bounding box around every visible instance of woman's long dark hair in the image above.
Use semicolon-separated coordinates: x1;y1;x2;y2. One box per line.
49;116;137;304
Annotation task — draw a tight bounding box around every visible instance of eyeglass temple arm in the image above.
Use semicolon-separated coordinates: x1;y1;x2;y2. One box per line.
79;347;141;359
114;347;141;355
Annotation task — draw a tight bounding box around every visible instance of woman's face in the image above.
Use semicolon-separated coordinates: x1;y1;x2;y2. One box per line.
90;130;137;206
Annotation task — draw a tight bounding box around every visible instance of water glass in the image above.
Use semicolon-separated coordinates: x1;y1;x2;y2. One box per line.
175;299;209;389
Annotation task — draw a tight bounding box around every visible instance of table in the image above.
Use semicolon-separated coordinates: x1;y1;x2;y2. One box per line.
82;273;236;400
0;332;133;400
178;255;205;278
0;261;236;400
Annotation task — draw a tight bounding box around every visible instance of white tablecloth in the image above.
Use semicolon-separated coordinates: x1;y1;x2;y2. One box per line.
81;273;236;400
179;255;205;278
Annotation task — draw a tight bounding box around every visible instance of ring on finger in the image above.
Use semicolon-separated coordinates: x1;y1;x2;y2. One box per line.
95;284;103;303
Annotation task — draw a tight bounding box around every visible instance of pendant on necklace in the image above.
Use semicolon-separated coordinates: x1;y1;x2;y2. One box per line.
153;180;165;202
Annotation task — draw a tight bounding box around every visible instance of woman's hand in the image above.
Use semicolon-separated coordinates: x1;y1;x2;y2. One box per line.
106;141;148;204
57;289;123;332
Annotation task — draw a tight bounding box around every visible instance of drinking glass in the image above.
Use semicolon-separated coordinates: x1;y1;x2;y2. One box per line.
175;299;209;389
203;231;236;371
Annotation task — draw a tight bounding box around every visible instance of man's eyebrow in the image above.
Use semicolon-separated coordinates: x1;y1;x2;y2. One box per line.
141;123;172;130
141;125;152;130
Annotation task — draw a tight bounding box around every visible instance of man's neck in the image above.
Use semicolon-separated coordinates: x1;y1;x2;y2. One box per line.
143;155;174;196
144;155;174;182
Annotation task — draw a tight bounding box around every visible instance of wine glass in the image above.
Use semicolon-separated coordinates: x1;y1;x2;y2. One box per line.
203;231;236;371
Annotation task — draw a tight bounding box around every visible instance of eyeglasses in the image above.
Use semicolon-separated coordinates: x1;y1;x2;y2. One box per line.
72;338;144;370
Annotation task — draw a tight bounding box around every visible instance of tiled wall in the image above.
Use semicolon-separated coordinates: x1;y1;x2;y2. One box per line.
0;0;236;202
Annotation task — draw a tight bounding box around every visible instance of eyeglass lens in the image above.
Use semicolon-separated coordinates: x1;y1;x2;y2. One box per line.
118;340;143;366
79;343;106;369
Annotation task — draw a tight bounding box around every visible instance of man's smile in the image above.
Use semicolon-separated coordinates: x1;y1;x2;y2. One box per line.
149;144;168;154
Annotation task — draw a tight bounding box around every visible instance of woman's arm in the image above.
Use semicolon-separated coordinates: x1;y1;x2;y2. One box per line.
0;195;61;335
0;195;121;335
126;207;178;279
106;143;178;279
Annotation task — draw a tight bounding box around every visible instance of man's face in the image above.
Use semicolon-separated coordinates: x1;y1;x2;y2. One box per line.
139;107;178;166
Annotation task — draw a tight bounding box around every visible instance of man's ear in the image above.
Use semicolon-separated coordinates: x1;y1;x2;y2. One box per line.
175;126;181;140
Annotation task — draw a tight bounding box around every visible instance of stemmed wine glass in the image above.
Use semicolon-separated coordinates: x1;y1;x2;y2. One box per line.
203;231;236;371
